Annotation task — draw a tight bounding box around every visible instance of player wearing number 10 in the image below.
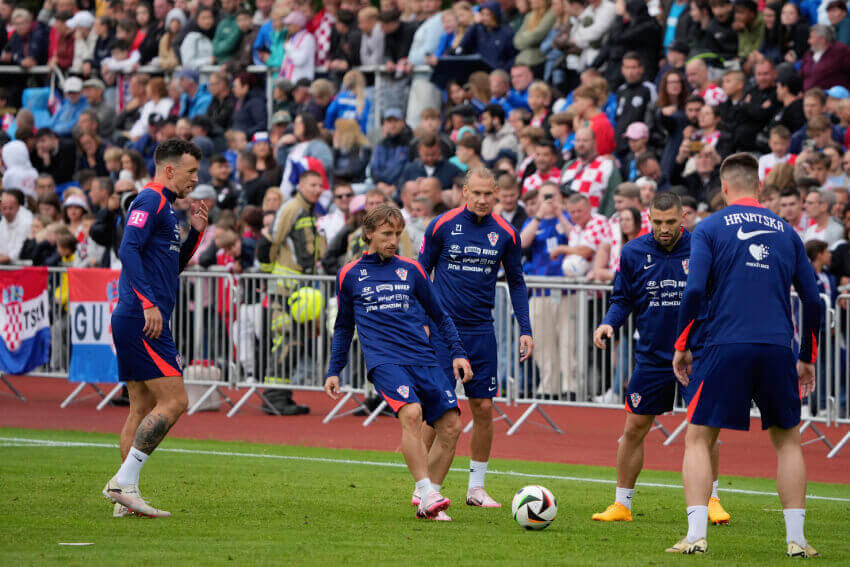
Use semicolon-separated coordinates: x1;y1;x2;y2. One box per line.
102;139;208;519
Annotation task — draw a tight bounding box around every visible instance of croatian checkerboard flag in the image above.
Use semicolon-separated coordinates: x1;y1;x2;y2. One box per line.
0;267;50;374
68;268;120;383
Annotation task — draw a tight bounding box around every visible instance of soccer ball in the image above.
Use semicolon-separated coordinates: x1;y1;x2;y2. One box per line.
511;485;557;530
561;254;589;277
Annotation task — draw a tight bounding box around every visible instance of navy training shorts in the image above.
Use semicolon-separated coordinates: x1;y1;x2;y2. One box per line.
370;364;460;426
112;313;183;381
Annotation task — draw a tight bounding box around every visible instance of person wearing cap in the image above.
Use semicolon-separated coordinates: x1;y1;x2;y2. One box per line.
621;122;650;181
212;0;242;64
280;11;316;82
826;0;850;47
207;70;236;138
80;78;116;140
654;39;688;88
187;184;219;225
825;85;850;115
177;68;212;119
270;111;292;141
49;76;89;138
800;24;850;91
369;107;413;189
252;3;288;67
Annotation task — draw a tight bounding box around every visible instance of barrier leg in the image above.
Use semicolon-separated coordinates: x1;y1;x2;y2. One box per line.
362;400;387;427
226;386;257;418
799;420;834;450
60;383;104;408
536;405;563;434
96;383;125;411
186;384;218;416
650;418;671;439
826;431;850;458
506;403;562;435
0;374;25;401
322;392;369;423
256;389;281;416
662;419;689;446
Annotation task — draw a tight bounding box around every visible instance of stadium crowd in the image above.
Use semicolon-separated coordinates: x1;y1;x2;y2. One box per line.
0;0;849;408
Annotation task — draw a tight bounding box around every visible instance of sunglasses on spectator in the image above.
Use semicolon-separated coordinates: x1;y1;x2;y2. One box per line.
335;192;354;199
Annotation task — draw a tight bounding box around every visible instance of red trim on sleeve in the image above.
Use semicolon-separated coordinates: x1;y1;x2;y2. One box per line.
133;287;154;310
810;332;818;363
337;257;362;288
492;213;517;244
431;206;465;236
686;381;704;423
394;255;427;279
674;319;695;352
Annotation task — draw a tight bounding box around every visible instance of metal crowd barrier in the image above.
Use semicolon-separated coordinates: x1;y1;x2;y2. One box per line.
2;266;848;456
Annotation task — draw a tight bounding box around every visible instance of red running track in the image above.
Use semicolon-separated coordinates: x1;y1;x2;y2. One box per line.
1;376;848;484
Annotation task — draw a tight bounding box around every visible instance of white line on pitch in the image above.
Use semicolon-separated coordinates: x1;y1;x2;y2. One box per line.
1;436;849;503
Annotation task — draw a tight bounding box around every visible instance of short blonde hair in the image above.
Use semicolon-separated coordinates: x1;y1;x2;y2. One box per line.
528;81;551;100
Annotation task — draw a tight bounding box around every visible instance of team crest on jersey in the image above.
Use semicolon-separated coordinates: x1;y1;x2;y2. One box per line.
395;268;408;281
397;385;410;399
630;393;641;407
487;232;499;246
682;259;689;275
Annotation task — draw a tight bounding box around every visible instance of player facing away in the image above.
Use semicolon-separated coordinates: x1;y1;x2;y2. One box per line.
670;153;821;557
324;204;474;521
102;139;207;518
418;167;533;508
591;192;729;524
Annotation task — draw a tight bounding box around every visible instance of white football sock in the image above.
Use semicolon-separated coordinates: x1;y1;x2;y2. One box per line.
431;483;441;493
468;460;488;490
783;508;806;545
686;505;708;543
711;480;719;499
115;447;148;486
615;487;634;510
415;478;434;502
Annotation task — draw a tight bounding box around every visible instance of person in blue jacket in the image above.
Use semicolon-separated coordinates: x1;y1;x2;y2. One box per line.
323;70;371;133
49;77;88;137
671;153;821;556
457;1;516;71
177;69;212;119
324;204;473;522
591;192;729;525
418;167;533;508
103;139;208;520
232;72;267;138
368;108;412;189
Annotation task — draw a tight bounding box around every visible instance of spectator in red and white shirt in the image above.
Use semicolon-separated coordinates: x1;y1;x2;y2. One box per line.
559;128;615;212
758;125;797;180
522;141;561;194
299;0;336;68
685;58;727;106
779;186;809;238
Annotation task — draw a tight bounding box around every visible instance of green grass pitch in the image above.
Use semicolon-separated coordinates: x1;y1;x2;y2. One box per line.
1;427;848;565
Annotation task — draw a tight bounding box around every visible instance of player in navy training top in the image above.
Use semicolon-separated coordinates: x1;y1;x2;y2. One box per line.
102;139;207;519
324;204;473;521
668;154;821;557
418;167;533;508
591;192;729;525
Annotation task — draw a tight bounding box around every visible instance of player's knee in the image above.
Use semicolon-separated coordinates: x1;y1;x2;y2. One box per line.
471;399;493;422
398;404;423;431
622;422;650;443
442;411;463;440
165;392;189;417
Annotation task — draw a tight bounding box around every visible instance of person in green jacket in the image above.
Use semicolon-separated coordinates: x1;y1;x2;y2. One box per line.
212;0;243;63
513;0;556;76
733;0;764;64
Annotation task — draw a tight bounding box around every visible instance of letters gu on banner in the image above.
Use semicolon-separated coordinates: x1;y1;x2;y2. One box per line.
0;267;50;374
68;268;121;383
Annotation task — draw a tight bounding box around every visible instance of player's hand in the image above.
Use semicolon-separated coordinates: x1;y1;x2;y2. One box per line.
324;375;341;399
593;324;614;349
673;349;693;386
453;358;474;383
519;334;534;362
797;361;815;398
143;306;163;339
189;200;209;233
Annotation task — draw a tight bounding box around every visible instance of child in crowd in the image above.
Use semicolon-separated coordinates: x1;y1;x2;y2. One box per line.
527;81;551;130
758;126;796;180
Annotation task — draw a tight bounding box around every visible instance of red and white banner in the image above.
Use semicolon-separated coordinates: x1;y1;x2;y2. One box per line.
0;267;50;374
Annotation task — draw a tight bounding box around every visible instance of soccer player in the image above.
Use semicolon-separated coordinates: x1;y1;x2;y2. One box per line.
670;153;821;556
591;192;729;524
102;139;207;518
324;204;474;521
418;167;533;508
